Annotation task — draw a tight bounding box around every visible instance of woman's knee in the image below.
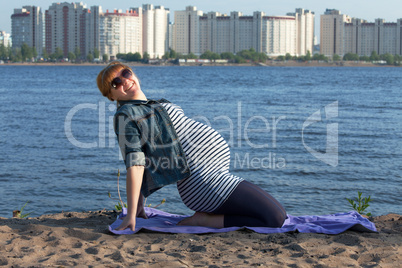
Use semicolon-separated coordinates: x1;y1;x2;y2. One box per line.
259;211;286;228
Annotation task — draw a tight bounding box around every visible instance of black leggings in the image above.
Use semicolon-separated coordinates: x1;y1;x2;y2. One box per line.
212;181;287;228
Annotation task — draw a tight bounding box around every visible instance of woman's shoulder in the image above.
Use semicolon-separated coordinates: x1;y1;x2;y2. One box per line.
161;101;184;112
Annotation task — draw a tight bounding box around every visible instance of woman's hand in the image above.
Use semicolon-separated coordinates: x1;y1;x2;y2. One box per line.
115;214;137;231
114;165;145;231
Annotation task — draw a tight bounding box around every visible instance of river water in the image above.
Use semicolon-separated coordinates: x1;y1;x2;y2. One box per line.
0;65;400;217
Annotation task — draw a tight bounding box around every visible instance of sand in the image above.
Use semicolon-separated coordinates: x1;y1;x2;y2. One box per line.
0;211;400;267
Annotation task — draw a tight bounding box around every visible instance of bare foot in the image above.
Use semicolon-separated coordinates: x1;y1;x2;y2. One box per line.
177;212;224;228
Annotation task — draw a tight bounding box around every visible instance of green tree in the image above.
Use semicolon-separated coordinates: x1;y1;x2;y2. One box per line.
312;54;328;61
143;51;150;62
237;49;251;60
103;54;109;62
162;51;170;59
187;52;198;59
236;48;267;62
122;52;142;61
21;43;33;61
220;52;235;61
285;53;292;60
382;53;394;65
0;44;6;60
332;54;341;61
93;48;100;60
343;53;359;61
11;47;22;62
53;47;64;60
276;55;285;61
234;55;246;63
200;50;220;60
87;53;94;62
74;47;81;59
394;54;401;66
169;49;177;59
176;53;185;59
369;51;380;61
304;50;312;61
258;52;268;62
32;47;38;60
42;47;48;60
359;55;370;62
200;50;213;59
68;51;76;61
6;44;12;60
133;52;142;61
116;53;125;60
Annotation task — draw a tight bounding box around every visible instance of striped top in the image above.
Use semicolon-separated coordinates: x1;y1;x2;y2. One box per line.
161;102;243;212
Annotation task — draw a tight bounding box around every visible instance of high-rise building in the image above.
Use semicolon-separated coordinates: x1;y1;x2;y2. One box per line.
45;2;100;58
168;22;174;51
140;4;170;59
173;6;203;55
288;8;315;55
0;31;12;47
174;6;314;56
99;9;142;59
262;15;297;56
320;9;402;57
11;6;44;56
85;6;102;58
344;18;402;56
320;9;351;57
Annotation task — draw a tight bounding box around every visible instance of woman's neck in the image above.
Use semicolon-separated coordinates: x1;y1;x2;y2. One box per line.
130;89;147;101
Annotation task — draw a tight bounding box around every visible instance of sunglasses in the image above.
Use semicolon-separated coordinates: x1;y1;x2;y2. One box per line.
111;68;133;89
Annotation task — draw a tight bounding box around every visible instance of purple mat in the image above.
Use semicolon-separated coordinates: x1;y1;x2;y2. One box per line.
109;207;377;235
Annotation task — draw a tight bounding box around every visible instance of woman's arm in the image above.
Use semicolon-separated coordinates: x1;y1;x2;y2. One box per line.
115;165;145;231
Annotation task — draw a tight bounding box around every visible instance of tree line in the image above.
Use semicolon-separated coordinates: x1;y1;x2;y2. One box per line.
158;48;268;63
0;43;105;63
276;50;401;66
1;43;401;66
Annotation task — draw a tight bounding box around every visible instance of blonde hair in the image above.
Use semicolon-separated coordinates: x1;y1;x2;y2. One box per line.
96;61;138;101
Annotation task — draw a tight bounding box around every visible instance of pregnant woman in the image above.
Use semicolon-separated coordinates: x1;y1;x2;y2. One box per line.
96;61;287;231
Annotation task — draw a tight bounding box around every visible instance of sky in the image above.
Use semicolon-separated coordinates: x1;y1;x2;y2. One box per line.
1;0;401;39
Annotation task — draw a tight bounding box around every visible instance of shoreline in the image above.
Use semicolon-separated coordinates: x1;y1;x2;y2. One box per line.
0;211;400;266
0;60;397;67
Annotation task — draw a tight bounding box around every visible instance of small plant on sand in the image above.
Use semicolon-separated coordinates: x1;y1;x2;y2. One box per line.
108;169;127;212
108;169;167;211
145;198;166;208
346;191;372;216
13;201;32;218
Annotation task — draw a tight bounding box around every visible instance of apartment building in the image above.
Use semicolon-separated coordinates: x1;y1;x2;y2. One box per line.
140;4;170;59
321;9;402;57
173;6;203;55
99;9;142;59
45;3;100;58
174;6;314;56
320;9;351;57
344;18;402;56
11;6;43;56
0;31;12;46
263;15;296;56
288;8;315;56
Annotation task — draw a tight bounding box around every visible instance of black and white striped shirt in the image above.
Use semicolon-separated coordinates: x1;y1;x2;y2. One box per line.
162;103;243;212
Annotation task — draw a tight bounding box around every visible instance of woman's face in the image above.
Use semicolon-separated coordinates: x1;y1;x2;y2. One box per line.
109;68;142;101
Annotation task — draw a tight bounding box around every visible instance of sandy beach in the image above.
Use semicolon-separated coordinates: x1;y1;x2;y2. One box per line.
0;211;400;267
